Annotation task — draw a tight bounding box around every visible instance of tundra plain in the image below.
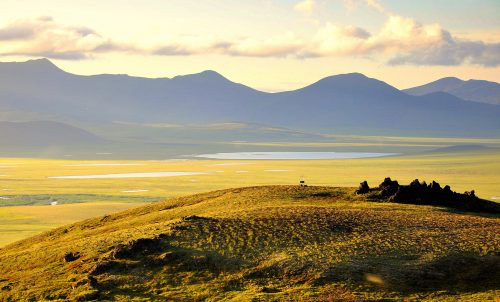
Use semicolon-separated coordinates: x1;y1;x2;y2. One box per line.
1;149;499;247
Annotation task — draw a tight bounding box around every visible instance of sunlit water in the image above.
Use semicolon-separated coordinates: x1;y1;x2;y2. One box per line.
194;151;396;160
49;172;210;179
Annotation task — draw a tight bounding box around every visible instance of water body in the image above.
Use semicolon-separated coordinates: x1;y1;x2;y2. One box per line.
195;152;396;160
65;163;144;167
122;189;150;193
207;162;254;166
49;172;210;179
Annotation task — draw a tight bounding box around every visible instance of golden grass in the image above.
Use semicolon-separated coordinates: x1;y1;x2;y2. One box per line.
0;202;147;247
0;186;498;301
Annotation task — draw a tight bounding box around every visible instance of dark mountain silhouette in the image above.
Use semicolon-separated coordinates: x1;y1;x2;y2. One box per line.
1;59;499;136
404;77;500;105
0;121;104;146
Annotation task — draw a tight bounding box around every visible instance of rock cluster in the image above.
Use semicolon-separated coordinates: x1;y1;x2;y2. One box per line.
356;177;499;213
388;178;477;204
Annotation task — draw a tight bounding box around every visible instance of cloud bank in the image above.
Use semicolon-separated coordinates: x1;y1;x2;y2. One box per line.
0;11;498;67
0;17;138;60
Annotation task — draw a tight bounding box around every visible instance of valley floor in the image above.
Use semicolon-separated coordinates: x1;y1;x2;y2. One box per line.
1;150;500;246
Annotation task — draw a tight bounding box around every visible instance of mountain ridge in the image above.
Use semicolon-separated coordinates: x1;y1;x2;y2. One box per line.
1;59;499;136
404;77;500;105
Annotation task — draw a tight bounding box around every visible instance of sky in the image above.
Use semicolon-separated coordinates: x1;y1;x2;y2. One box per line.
0;0;499;91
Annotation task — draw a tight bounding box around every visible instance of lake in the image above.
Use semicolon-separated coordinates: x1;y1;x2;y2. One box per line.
194;151;396;160
49;172;210;179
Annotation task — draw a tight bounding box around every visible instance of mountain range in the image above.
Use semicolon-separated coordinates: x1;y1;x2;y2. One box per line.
0;59;499;139
404;77;500;105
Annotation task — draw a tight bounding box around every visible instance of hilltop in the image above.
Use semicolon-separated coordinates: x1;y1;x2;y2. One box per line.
0;185;498;301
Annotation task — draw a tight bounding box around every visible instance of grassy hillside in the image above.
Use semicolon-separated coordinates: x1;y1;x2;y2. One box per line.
0;186;498;301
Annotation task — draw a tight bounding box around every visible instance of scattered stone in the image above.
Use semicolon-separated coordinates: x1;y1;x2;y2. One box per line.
1;284;11;291
64;252;80;262
356;181;370;194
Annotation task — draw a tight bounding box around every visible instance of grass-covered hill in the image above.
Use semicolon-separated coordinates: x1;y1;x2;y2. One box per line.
0;186;499;301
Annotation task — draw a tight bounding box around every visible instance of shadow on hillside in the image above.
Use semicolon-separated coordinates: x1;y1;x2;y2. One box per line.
315;252;500;294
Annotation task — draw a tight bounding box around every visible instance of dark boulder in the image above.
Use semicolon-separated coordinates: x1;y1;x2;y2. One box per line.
379;177;399;197
63;252;80;262
356;181;370;194
410;179;421;188
465;190;477;199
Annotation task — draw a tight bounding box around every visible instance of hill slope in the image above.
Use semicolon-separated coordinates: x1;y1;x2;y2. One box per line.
404;77;500;105
0;186;498;301
1;59;500;136
0;121;105;146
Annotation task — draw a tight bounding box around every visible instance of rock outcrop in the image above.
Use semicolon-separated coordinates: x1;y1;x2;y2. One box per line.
357;178;500;214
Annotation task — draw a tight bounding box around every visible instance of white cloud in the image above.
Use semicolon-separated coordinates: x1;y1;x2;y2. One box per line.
0;17;139;60
1;14;498;67
294;0;316;15
341;0;386;14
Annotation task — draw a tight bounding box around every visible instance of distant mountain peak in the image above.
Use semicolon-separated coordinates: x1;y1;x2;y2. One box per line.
172;69;233;85
25;58;59;69
404;76;500;105
1;58;64;74
199;70;224;77
300;72;401;96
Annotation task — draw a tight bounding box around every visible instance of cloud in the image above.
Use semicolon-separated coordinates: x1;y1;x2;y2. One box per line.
1;15;498;67
365;0;385;13
388;38;500;67
222;33;305;58
300;15;500;67
341;0;386;14
0;17;138;60
294;0;316;15
153;45;197;56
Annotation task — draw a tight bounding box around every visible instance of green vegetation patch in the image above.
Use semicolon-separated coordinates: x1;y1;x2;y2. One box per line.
0;194;164;207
